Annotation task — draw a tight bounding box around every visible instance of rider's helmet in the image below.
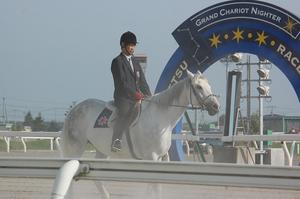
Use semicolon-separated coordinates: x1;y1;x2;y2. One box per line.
120;31;137;47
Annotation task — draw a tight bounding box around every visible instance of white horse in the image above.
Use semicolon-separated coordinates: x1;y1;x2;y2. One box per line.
62;70;219;160
61;70;219;198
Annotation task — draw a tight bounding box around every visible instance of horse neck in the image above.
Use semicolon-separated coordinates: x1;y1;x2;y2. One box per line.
148;77;190;126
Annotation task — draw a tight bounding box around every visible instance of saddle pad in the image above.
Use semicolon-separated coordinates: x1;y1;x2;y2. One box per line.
94;107;113;128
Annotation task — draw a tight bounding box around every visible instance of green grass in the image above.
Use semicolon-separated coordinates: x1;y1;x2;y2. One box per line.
0;139;52;151
0;138;96;152
269;142;300;157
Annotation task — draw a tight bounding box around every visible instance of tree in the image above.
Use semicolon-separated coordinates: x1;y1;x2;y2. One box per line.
46;120;62;132
218;114;225;126
199;123;210;131
11;122;23;131
23;111;33;127
250;111;260;134
32;112;45;131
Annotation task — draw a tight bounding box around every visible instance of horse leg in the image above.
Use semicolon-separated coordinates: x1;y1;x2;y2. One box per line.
94;180;110;199
61;118;87;158
61;133;86;158
146;182;162;199
147;153;170;199
94;149;110;199
161;152;170;162
95;149;107;159
144;153;162;199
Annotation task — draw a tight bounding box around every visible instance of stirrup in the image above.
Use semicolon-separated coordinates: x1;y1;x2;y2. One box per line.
111;139;122;152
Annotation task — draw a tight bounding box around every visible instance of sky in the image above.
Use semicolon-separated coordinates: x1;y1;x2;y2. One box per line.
0;0;299;122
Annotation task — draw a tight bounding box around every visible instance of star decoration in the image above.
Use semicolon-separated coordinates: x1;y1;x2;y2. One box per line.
209;33;221;48
284;17;297;33
255;31;268;46
232;27;244;43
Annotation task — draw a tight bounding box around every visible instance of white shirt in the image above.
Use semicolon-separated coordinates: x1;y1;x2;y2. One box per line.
123;54;134;72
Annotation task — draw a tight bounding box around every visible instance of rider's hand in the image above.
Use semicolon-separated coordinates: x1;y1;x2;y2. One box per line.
135;91;143;101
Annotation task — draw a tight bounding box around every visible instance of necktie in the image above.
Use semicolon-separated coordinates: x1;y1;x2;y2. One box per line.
128;58;134;72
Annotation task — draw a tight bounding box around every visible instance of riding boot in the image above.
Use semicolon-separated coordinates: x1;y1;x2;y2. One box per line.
111;99;137;152
111;121;124;152
111;138;122;152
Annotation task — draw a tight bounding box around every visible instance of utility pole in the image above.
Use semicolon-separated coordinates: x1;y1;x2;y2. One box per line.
236;56;272;165
236;57;271;135
1;97;7;124
258;61;264;165
246;55;251;135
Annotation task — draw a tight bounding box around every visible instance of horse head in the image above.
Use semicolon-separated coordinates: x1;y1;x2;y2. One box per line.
187;70;220;116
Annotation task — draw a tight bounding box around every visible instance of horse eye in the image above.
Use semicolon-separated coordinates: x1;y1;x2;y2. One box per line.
196;85;203;90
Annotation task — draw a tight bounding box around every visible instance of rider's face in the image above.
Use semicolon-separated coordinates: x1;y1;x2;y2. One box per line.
123;43;136;55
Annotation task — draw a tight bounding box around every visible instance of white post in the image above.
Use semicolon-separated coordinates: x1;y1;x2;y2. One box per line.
21;138;27;152
259;62;264;165
290;141;296;166
50;139;54;151
195;110;199;135
282;141;293;167
51;160;81;199
4;137;10;153
184;140;190;157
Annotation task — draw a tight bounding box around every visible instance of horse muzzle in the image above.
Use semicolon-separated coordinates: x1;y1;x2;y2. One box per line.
207;99;220;116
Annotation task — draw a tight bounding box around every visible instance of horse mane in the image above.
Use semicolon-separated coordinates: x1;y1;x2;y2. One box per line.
146;76;191;109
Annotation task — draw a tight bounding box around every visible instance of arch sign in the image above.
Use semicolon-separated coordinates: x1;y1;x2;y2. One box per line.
155;0;300;161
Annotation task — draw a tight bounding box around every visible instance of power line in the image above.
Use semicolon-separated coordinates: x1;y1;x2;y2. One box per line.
1;96;70;106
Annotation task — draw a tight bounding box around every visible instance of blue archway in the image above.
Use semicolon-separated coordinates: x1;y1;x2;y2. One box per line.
155;0;300;161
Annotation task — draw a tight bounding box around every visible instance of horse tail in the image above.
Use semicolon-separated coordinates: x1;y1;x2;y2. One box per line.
61;103;88;158
61;115;73;157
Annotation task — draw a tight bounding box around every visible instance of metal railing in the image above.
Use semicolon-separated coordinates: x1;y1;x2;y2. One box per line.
172;132;300;166
0;158;299;199
0;131;61;152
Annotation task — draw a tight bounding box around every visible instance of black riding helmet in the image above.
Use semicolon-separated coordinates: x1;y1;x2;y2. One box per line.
120;31;137;47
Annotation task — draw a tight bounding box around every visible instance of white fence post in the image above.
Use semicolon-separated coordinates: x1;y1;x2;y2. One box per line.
51;160;81;199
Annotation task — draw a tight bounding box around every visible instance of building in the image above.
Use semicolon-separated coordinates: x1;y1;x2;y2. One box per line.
264;114;300;133
135;54;147;74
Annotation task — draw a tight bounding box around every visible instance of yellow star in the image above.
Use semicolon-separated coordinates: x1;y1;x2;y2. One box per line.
284;17;297;33
232;27;244;43
209;33;222;48
255;31;268;46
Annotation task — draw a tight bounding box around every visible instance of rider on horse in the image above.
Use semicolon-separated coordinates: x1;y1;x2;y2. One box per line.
111;31;151;152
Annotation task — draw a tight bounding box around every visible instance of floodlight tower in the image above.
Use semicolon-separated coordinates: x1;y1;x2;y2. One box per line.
257;58;271;165
220;53;243;82
215;53;243;134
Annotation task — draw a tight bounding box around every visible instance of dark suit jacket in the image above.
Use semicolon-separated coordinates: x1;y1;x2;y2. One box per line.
111;53;151;102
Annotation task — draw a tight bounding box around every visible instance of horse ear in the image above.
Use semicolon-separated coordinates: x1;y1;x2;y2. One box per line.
186;70;194;78
197;70;203;76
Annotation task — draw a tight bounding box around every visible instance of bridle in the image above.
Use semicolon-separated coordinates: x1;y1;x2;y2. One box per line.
189;78;217;110
143;78;217;110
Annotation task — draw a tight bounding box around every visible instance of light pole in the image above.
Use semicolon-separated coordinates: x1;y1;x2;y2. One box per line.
220;53;243;83
257;59;271;165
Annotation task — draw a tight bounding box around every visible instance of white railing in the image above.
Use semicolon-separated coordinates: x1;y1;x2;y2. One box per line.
172;133;300;166
172;131;300;142
0;130;299;165
1;130;299;165
0;158;299;199
0;131;61;152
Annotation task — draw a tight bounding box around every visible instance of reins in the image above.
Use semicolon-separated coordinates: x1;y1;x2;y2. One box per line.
142;79;216;110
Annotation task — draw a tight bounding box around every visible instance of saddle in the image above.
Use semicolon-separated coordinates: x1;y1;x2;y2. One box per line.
93;101;117;128
93;101;140;129
93;100;142;159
